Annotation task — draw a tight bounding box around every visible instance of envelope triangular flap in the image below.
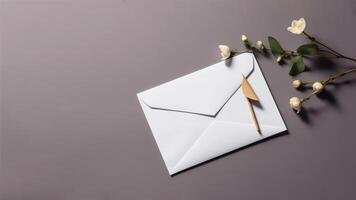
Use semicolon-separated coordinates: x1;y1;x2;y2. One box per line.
139;53;255;116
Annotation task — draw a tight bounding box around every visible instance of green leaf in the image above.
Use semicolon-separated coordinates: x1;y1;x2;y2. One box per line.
268;36;284;57
289;56;305;76
297;43;319;56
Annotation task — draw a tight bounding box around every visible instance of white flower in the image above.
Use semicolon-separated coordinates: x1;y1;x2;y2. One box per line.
277;55;283;63
292;80;302;89
289;97;302;113
241;34;248;42
255;41;264;50
287;18;306;34
218;45;232;60
312;81;324;93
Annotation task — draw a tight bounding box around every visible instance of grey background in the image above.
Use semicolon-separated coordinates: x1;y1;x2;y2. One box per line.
1;0;356;199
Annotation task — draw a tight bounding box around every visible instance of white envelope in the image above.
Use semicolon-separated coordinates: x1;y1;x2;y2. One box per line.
137;53;287;175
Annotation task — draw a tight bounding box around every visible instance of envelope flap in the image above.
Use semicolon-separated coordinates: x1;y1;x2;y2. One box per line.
138;53;255;116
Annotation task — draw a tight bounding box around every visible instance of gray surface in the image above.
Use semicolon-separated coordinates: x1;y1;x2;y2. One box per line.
1;0;356;199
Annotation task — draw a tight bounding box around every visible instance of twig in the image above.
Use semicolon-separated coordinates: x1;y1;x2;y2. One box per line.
301;67;356;104
323;67;356;84
301;91;317;103
303;31;356;62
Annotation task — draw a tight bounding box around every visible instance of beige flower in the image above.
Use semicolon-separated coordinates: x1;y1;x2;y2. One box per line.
292;80;302;89
312;81;324;93
241;34;248;43
289;97;302;113
277;55;283;63
287;18;306;34
218;45;232;60
255;41;264;50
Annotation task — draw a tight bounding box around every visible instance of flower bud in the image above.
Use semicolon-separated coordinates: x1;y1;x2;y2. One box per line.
241;34;248;43
312;81;324;94
277;55;283;63
289;97;302;113
218;45;232;60
255;40;264;50
292;79;302;89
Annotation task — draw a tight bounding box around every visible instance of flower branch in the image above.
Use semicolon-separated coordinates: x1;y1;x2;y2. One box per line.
217;17;356;115
290;67;356;113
